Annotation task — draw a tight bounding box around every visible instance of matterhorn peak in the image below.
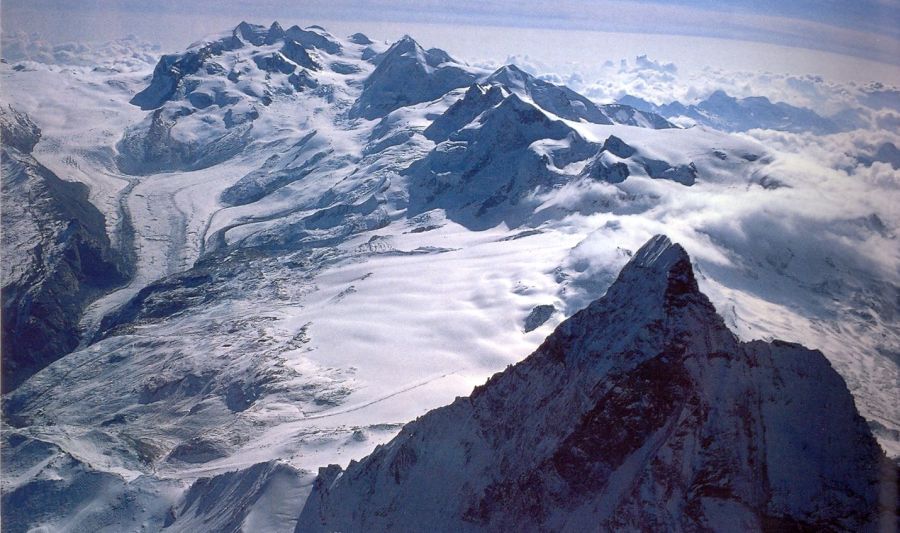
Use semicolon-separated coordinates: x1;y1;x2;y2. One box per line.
622;234;693;281
297;234;888;532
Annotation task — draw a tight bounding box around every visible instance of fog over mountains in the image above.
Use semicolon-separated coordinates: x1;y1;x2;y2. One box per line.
1;21;898;532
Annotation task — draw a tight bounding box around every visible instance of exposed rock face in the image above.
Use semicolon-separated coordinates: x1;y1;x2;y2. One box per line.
117;106;256;175
1;106;129;392
130;35;242;111
423;83;508;143
1;431;177;532
283;25;342;55
0;104;41;152
297;235;892;532
523;304;555;332
486;65;614;125
348;32;374;46
409;91;695;229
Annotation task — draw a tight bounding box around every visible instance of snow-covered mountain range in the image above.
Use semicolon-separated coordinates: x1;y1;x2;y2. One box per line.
1;21;898;532
617;90;848;133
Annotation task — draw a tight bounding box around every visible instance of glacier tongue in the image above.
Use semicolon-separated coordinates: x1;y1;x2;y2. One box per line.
297;235;890;532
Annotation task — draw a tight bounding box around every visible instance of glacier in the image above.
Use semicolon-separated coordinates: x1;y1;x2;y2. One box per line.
1;21;898;532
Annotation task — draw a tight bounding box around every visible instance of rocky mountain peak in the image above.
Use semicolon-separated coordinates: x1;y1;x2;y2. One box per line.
423;82;509;142
233;21;270;46
350;35;478;119
486;63;529;88
348;32;373;45
581;235;698;308
283;25;342;55
265;21;285;44
613;234;698;301
296;234;888;532
379;35;454;69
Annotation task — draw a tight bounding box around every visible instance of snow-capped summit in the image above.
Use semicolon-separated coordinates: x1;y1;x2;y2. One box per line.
486;64;674;129
264;21;285;44
350;35;482;119
120;21;353;174
297;234;890;532
348;32;374;45
130;20;333;113
408;92;596;228
423;83;509;142
233;21;271;46
486;64;613;125
283;24;342;55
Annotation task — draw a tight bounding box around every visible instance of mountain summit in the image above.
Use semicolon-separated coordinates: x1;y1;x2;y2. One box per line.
486;65;674;128
297;235;891;532
350;35;480;119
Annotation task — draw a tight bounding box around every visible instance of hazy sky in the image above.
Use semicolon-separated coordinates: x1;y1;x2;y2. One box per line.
3;0;899;64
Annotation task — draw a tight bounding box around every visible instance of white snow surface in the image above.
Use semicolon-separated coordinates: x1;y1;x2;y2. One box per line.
1;21;898;531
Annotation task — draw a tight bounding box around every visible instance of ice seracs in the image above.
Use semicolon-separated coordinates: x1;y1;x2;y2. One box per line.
297;235;892;532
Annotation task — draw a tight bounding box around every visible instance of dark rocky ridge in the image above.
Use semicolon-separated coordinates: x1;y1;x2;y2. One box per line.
1;106;130;392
